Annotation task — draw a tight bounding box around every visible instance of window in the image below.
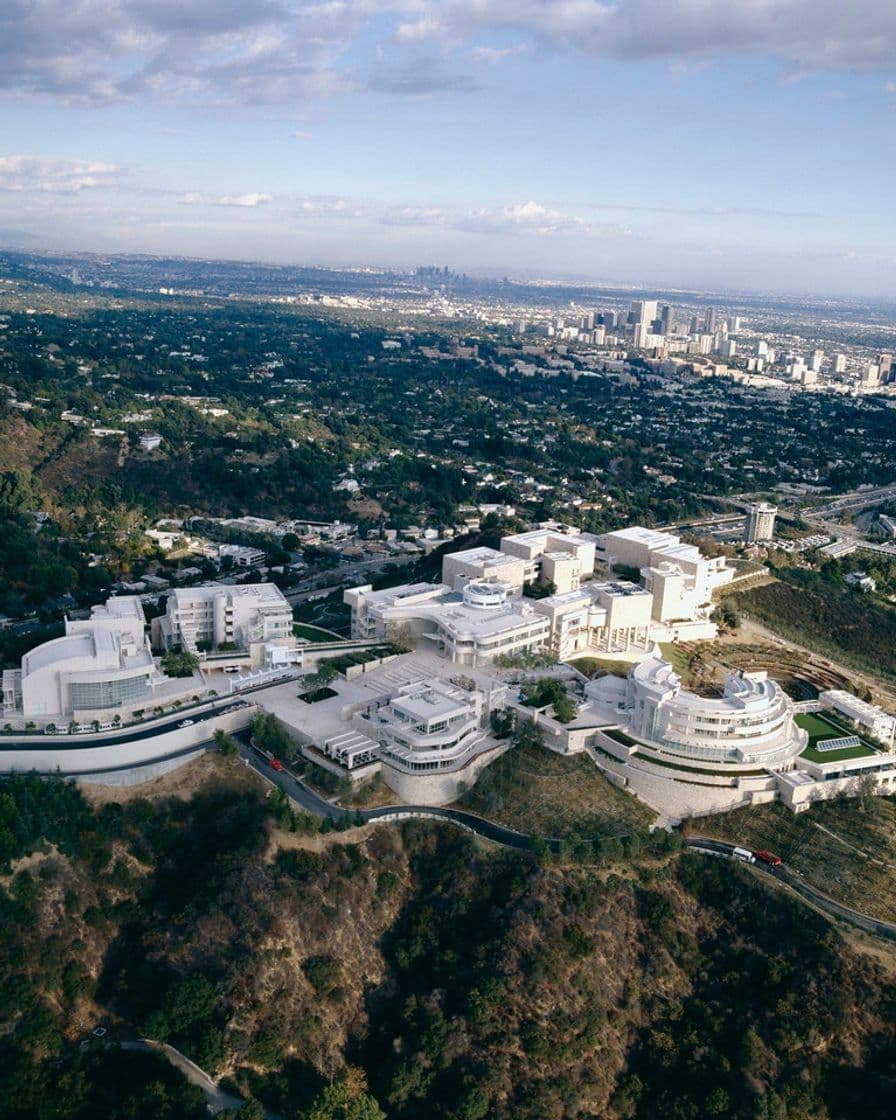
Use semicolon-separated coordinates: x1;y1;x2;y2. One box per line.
70;674;149;710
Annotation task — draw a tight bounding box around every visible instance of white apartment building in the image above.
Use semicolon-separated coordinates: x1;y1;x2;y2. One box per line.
4;597;156;721
744;502;778;543
152;583;293;663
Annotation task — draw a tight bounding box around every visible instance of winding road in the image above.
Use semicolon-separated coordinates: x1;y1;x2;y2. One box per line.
241;745;896;944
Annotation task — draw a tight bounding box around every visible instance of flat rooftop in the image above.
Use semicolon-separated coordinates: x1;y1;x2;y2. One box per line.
168;582;288;605
395;687;469;721
254;651;497;744
24;632;98;676
601;527;680;547
89;595;146;621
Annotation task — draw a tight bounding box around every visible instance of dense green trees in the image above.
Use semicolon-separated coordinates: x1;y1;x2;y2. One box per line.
160;647;200;678
0;771;894;1119
520;677;578;723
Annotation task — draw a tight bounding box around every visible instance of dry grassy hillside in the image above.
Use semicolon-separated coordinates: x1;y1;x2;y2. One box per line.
1;756;894;1120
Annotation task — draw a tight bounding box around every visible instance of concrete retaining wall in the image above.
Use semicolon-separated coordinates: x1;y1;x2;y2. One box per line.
344;655;399;680
0;708;253;778
381;741;512;806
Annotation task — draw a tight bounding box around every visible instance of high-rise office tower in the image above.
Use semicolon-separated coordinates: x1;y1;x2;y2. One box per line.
744;503;777;543
630;299;658;327
720;338;737;359
660;305;673;335
879;353;893;382
833;353;847;373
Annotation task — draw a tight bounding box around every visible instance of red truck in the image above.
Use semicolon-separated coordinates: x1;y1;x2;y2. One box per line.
753;850;782;867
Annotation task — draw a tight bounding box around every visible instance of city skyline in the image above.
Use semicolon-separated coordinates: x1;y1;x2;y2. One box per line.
2;1;895;297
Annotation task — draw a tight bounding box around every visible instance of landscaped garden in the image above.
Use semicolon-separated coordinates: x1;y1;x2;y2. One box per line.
794;711;878;763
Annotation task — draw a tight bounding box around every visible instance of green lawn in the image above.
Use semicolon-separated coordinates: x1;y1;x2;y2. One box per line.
794;712;878;763
292;622;345;642
658;642;693;677
568;655;632;678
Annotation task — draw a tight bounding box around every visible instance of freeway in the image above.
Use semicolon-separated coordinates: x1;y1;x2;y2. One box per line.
240;747;896;943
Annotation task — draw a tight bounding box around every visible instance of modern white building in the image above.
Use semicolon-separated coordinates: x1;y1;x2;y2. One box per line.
344;580;550;667
819;690;896;749
500;528;596;593
441;547;528;593
195;542;267;568
744;502;778;543
531;581;653;659
345;523;730;667
353;677;495;775
4;597;157;721
441;529;597;597
597;527;733;610
598;653;804;767
152;583;293;664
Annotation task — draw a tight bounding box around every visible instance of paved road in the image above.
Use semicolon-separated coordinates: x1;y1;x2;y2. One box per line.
686;837;896;942
0;697;252;753
242;747;896;942
120;1039;250;1115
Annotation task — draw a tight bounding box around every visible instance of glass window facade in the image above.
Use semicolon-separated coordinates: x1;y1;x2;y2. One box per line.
70;674;149;710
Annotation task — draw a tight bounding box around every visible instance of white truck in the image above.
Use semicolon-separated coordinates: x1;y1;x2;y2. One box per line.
733;847;756;864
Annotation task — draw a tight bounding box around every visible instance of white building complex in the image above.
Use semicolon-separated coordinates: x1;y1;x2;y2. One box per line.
819;690;896;748
346;525;729;666
344;580;550;667
152;583;293;665
587;651;803;768
596;527;734;615
3;597;157;722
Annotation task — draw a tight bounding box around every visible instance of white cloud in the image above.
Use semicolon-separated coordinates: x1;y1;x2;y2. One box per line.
470;43;528;64
382;205;445;225
216;192;272;207
0;154;122;193
394;16;448;44
2;2;895;107
382;198;625;238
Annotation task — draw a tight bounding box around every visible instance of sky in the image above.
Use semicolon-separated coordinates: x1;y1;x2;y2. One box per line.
1;1;895;297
